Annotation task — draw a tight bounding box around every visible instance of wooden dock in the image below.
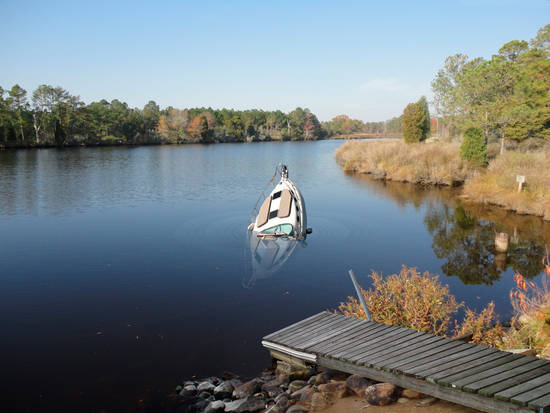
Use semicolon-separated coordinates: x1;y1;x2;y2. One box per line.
262;311;550;413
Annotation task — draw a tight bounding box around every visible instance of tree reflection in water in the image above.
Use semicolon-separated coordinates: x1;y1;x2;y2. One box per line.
348;172;549;285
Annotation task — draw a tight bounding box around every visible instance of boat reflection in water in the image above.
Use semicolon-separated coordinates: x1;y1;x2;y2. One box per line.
244;164;310;288
243;232;306;288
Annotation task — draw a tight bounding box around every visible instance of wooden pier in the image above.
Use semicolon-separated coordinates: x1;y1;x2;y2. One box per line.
262;311;550;413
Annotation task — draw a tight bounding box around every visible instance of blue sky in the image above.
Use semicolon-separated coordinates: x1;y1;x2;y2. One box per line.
1;0;548;121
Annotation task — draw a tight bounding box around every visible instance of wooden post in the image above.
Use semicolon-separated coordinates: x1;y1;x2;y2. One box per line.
516;175;525;193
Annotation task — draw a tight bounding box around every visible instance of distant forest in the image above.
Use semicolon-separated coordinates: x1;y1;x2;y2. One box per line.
0;85;401;148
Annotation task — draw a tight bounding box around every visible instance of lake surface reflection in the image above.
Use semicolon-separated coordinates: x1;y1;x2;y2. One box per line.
0;141;547;412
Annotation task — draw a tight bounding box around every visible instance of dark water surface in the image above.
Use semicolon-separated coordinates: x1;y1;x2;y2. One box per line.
1;141;548;412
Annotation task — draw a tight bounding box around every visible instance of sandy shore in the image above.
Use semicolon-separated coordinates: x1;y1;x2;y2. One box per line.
321;396;481;413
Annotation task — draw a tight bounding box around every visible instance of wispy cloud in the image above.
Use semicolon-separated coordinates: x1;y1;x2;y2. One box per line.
359;77;409;93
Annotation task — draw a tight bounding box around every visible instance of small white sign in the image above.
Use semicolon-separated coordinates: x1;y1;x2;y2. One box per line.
516;175;525;183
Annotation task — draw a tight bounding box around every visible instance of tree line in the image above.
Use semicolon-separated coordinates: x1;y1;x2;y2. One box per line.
0;86;338;147
0;84;404;148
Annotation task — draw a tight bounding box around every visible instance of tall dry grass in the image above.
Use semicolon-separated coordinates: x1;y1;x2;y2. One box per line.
463;147;550;220
335;140;474;186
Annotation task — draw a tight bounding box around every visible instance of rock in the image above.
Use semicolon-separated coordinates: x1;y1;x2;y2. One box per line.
286;405;309;413
262;377;287;397
224;398;248;412
233;378;262;399
416;397;439;407
307;376;317;385
198;381;216;393
264;395;289;413
288;380;307;393
184;380;197;387
235;397;265;412
194;398;209;412
364;383;399;406
311;392;332;411
317;381;348;399
345;374;372;397
205;400;225;413
176;385;183;392
401;389;425;399
214;381;234;399
398;397;409;404
199;391;213;399
276;361;313;381
290;385;314;402
180;384;197;397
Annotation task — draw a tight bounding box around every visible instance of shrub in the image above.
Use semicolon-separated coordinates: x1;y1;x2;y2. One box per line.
460;127;488;165
336;266;462;336
453;301;505;347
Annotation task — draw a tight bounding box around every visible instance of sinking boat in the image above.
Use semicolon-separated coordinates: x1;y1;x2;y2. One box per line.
248;165;310;240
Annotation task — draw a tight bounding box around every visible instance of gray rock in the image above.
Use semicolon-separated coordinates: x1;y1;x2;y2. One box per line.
264;395;289;413
198;381;216;392
184;380;197;387
224;397;265;412
224;398;248;412
233;378;262;399
199;391;213;399
180;384;197;397
205;400;225;413
194;398;208;412
175;385;183;392
214;381;234;399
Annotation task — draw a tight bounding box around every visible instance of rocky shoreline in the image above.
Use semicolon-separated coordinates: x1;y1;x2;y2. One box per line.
167;361;436;413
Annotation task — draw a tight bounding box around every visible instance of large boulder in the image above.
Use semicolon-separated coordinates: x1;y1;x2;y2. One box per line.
233;378;262;399
364;383;399;406
345;374;372;397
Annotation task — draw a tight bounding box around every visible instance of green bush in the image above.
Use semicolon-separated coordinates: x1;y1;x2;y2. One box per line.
460;127;487;165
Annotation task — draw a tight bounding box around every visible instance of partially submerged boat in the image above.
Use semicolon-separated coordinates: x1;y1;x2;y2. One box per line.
244;165;310;288
248;165;310;240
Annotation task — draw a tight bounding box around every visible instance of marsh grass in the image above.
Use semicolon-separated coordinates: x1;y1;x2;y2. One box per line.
463;147;550;220
335;140;474;186
336;140;550;220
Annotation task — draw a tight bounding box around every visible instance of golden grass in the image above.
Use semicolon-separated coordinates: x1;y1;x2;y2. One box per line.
335;140;474;186
463;147;550;220
336;140;550;220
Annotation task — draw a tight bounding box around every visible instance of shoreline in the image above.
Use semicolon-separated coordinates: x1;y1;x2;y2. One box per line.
335;140;550;221
164;360;480;413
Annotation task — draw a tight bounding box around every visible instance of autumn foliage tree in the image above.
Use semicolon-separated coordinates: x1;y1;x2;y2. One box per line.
303;112;321;140
187;116;209;142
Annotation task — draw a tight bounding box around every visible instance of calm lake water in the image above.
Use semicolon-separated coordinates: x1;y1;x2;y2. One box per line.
1;141;548;412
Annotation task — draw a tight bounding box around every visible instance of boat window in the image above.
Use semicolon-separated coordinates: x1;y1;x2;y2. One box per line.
269;210;278;219
260;224;294;236
272;191;281;199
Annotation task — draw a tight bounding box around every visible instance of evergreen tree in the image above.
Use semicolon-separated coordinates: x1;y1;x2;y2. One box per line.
460;127;487;165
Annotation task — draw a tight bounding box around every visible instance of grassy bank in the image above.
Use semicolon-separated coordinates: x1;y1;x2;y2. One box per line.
336;140;473;186
335;140;550;220
463;148;550;220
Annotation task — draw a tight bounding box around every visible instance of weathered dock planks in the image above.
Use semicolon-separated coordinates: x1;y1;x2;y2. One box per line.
262;311;550;413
